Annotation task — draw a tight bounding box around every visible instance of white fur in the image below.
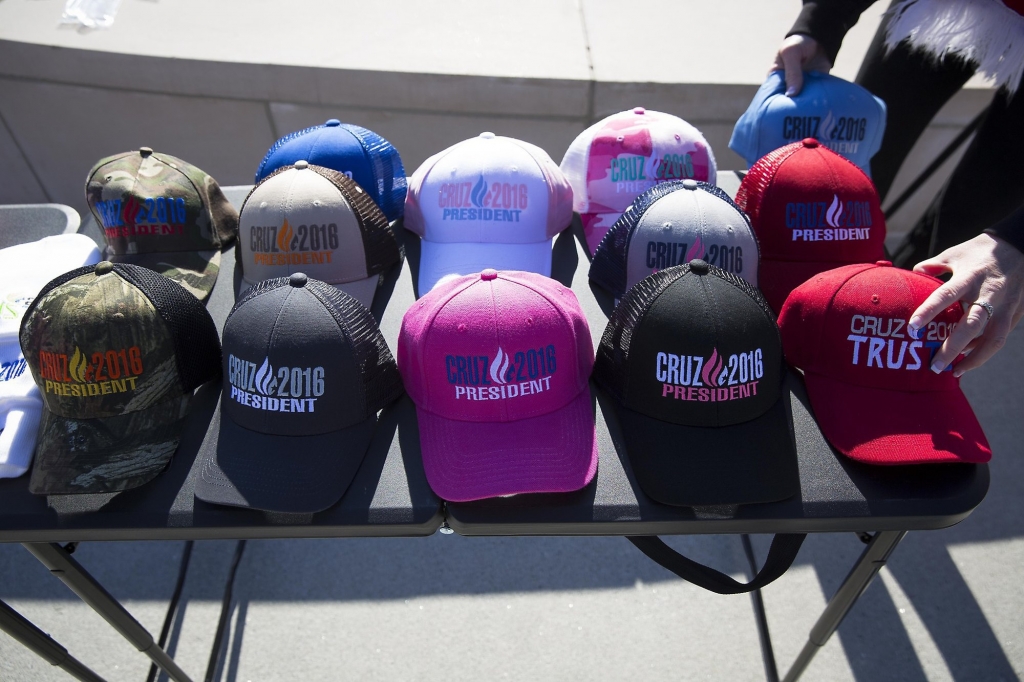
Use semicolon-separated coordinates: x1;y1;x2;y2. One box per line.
885;0;1024;93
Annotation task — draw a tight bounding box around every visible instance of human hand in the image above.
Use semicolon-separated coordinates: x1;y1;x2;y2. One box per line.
771;35;833;96
908;233;1024;377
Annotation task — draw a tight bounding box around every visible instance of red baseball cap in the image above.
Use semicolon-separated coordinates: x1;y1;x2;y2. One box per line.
735;139;886;314
779;261;991;465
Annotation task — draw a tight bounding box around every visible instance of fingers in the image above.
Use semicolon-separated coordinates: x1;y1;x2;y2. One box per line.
782;49;804;96
930;301;990;373
912;255;953;277
909;274;978;333
952;313;1011;376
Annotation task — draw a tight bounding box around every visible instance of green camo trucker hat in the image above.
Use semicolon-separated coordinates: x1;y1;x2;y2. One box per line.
86;148;239;302
19;261;222;494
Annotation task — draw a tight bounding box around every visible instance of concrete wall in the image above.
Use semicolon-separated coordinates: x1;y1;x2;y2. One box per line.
0;0;995;249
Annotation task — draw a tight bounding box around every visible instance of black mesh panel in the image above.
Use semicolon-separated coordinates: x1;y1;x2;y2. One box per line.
114;263;222;391
304;279;404;415
309;166;405;273
594;264;690;402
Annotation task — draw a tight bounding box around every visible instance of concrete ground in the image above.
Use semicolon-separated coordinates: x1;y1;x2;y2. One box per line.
2;1;1023;680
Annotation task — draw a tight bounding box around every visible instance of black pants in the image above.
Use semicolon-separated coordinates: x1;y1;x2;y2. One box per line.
855;10;1024;264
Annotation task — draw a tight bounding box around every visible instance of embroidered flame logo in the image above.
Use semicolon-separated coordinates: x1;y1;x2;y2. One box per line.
825;194;843;228
685;236;705;263
276;219;294;253
122;196;140;228
470;175;488;208
253;357;276;395
489;347;510;385
819;110;836;141
68;347;88;383
700;348;726;387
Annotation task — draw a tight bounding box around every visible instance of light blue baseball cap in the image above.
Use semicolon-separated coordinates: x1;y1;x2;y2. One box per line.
730;71;886;176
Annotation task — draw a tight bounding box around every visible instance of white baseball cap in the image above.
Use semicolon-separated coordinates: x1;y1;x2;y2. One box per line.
403;132;573;295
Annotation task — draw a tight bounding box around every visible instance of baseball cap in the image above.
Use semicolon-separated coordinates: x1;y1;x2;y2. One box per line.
589;179;758;298
730;71;886;175
561;107;718;255
255;119;407;222
195;273;404;513
734;139;886;314
236;161;403;309
593;259;798;506
19;261;222;494
404;133;574;295
398;269;597;502
779;261;991;465
86;148;238;302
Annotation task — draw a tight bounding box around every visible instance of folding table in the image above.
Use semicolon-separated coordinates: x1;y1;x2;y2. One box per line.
0;180;988;682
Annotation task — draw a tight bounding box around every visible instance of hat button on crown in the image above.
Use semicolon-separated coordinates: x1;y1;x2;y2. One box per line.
95;261;114;275
682;179;698;190
138;147;153;157
633;107;646;115
689;259;710;275
801;138;819;148
876;260;892;267
293;160;309;170
325;119;340;127
479;132;496;140
480;269;498;281
289;272;308;287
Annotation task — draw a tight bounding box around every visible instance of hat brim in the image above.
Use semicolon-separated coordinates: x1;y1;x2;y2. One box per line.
108;249;221;302
615;396;799;506
416;387;597;502
194;405;375;513
417;239;552;295
802;371;991;464
28;394;190;495
760;258;848;315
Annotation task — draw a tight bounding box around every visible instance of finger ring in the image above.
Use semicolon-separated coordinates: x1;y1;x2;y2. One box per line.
971;300;994;318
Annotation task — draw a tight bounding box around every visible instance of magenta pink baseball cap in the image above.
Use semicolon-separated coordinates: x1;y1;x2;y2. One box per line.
398;269;597;501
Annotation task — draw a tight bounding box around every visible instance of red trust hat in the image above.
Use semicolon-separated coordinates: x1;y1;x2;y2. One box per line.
779;261;991;465
735;139;886;314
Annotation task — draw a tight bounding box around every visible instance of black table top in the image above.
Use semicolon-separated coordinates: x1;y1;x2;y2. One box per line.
0;180;989;541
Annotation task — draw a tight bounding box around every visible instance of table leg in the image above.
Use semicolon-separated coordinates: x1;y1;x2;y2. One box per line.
22;542;194;682
781;530;907;682
0;597;108;682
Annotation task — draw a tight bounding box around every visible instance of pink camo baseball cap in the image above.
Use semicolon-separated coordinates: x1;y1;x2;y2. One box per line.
404;133;574;295
398;269;597;501
561;107;717;256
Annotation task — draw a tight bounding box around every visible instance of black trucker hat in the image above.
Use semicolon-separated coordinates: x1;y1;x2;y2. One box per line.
195;272;405;513
593;259;798;506
19;261;222;494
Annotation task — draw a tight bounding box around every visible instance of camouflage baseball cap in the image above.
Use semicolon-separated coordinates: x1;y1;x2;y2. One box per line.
19;261;222;495
86;148;239;302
